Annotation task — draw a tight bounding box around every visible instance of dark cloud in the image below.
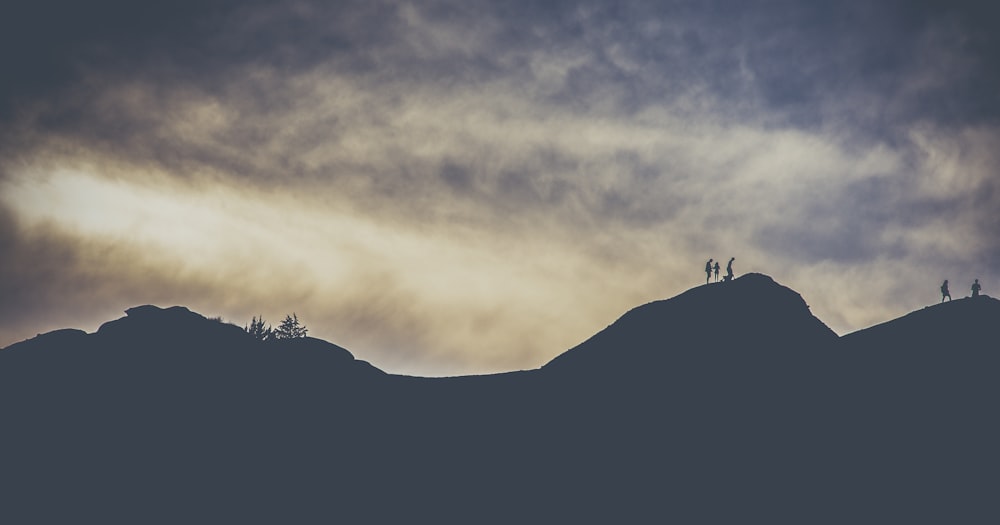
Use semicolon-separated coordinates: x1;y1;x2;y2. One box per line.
3;0;999;373
1;1;240;118
748;1;1000;133
6;0;998;162
752;171;920;264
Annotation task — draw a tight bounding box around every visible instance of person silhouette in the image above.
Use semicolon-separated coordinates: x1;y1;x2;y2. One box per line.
705;259;713;284
941;280;951;302
725;257;735;282
972;279;981;298
713;261;720;282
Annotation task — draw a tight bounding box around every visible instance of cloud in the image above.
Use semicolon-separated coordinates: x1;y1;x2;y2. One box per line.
0;168;670;375
0;203;226;346
2;0;999;374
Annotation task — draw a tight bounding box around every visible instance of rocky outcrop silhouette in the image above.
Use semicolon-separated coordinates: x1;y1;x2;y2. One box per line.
1;275;997;523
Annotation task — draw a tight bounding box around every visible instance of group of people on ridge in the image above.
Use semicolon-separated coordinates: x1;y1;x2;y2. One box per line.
940;278;983;302
705;257;735;284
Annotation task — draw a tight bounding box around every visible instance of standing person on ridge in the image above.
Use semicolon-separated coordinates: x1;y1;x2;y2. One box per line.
941;280;951;302
725;257;735;282
713;261;721;282
705;259;713;284
972;279;981;297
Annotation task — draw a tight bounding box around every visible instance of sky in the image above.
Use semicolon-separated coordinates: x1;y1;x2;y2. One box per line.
1;0;998;376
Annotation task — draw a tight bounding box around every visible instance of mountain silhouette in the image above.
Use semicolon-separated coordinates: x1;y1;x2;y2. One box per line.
1;276;998;523
843;293;999;349
826;294;1000;523
545;273;836;376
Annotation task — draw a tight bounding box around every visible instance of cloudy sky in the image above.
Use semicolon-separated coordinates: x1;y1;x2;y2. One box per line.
2;0;998;376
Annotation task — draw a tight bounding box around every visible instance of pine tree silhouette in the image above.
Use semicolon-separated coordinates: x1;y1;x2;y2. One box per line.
245;316;273;341
274;313;307;339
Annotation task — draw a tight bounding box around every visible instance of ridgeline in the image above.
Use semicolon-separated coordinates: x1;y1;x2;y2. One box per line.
2;274;998;523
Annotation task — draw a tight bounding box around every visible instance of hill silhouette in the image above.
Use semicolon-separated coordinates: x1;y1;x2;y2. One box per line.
545;273;836;377
1;275;998;523
827;294;1000;523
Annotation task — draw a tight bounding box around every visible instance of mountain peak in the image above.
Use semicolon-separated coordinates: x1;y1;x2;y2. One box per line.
543;273;836;375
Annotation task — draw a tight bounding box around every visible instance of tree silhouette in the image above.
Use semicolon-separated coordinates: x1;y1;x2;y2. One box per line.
245;316;273;341
274;313;307;340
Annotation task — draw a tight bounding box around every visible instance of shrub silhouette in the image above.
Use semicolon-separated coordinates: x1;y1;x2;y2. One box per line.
274;313;307;339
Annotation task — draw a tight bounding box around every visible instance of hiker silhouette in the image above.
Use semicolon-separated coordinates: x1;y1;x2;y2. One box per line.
941;280;951;302
705;259;713;284
713;262;720;282
972;279;981;297
725;257;735;282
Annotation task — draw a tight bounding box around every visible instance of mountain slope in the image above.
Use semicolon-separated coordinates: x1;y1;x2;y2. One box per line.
835;295;1000;410
0;305;396;523
843;294;999;349
2;281;999;523
2;304;383;380
544;273;836;376
824;296;1000;523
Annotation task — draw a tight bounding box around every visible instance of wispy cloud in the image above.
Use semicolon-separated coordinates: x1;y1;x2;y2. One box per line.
2;0;998;375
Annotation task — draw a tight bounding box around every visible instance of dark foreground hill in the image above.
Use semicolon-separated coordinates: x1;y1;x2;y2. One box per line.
1;275;998;523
